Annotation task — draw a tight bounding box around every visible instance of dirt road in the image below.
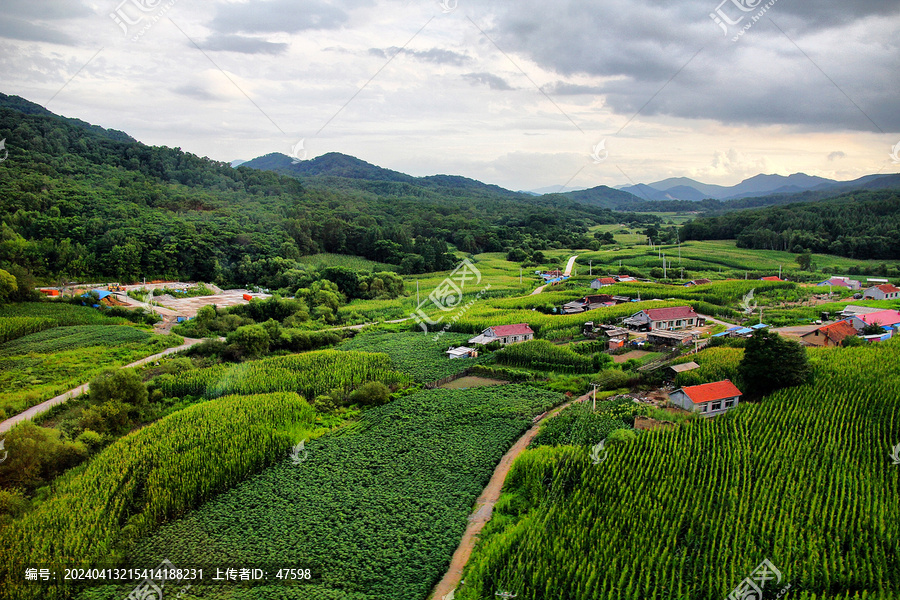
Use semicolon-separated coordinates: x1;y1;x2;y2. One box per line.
0;337;204;434
428;392;588;599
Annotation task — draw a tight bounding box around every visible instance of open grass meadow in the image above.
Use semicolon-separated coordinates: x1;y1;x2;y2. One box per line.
298;253;399;272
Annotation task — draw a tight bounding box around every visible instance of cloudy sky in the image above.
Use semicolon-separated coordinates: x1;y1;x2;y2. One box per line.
1;0;898;191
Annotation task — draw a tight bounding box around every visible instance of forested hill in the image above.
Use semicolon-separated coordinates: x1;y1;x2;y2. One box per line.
0;93;653;292
681;190;900;259
243;151;529;200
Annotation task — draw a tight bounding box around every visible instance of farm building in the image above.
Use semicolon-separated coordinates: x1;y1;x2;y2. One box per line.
848;310;900;332
760;276;784;282
469;324;534;346
562;294;616;314
863;284;900;300
541;270;563;280
668;380;742;416
647;330;696;346
800;321;857;347
615;276;637;283
684;279;711;287
624;306;704;331
590;277;618;289
839;305;884;318
446;346;478;359
817;277;861;290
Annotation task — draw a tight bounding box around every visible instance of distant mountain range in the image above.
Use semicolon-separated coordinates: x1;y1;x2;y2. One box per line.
617;173;894;201
238;150;899;210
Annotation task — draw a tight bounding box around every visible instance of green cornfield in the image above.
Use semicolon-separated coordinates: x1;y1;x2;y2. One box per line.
456;339;900;599
0;392;316;600
0;325;151;357
495;339;595;373
156;349;409;399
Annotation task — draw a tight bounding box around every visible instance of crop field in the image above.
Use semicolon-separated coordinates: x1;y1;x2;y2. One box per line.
456;339;900;600
156;349;409;399
0;392;316;600
0;302;130;344
81;386;565;600
338;330;487;383
495;339;595;373
0;327;182;419
298;253;399;272
671;346;744;387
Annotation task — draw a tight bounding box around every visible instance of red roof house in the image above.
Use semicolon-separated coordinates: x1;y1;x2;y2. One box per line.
624;306;704;331
863;284;900;301
591;277;618;289
760;276;783;281
469;323;535;346
848;310;900;331
669;380;743;416
801;321;857;347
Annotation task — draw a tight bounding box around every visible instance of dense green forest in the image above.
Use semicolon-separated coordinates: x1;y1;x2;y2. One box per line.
0;94;653;292
681;190;900;259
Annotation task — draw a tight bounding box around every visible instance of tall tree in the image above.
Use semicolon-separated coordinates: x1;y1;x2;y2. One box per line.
738;329;811;397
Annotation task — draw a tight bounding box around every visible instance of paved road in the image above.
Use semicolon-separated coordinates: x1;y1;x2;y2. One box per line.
0;337;204;434
563;254;579;277
531;255;578;296
428;393;586;600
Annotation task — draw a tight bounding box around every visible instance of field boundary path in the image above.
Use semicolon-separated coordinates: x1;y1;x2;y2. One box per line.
428;391;589;600
0;337;204;434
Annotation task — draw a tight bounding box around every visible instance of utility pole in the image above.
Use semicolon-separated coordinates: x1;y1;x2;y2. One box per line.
663;254;667;279
778;264;782;279
680;267;684;280
590;382;602;411
589;260;593;277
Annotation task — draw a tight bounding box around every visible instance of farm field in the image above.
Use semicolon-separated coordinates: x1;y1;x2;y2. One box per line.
0;310;182;419
455;339;900;600
76;385;563;600
338;330;487;383
440;376;507;389
0;392;318;600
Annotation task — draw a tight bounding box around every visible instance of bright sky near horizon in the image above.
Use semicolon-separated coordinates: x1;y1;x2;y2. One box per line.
1;0;898;190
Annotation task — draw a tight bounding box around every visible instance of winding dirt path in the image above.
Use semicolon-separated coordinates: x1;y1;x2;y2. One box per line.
429;391;591;599
0;337;204;434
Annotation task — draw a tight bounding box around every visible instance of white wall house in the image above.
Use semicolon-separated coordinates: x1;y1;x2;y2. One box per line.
669;380;742;417
863;284;900;300
469;324;535;346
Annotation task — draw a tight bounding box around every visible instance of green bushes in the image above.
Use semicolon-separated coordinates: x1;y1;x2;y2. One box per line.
530;402;628;448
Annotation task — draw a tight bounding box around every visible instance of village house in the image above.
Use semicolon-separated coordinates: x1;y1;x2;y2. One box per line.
863;284;900;300
624;306;704;331
590;277;618;289
817;276;862;291
684;279;711;287
668;380;743;416
800;321;857;347
760;276;784;282
847;310;900;333
469;323;535;346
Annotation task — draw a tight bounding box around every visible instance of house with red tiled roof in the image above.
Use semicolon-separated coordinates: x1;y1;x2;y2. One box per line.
590;277;618;289
863;284;900;300
469;323;535;346
760;276;783;282
801;320;857;347
623;306;704;331
668;380;742;416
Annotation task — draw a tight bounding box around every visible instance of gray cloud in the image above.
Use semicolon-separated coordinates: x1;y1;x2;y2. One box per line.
479;0;900;132
3;0;92;20
203;33;289;55
173;84;219;101
369;46;470;66
0;16;76;45
462;72;514;91
541;82;605;96
828;151;846;161
208;0;358;34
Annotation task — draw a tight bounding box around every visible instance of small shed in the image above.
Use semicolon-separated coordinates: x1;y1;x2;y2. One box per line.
670;361;700;375
446;346;478;359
